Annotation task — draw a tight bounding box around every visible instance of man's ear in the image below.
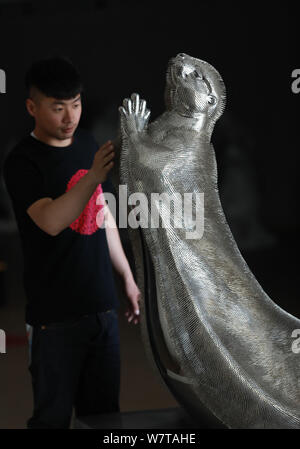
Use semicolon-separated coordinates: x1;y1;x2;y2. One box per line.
25;98;36;117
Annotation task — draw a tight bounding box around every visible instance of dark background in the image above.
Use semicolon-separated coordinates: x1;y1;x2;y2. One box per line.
0;0;299;317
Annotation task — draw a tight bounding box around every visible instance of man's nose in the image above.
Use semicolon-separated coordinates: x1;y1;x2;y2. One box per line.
63;109;75;123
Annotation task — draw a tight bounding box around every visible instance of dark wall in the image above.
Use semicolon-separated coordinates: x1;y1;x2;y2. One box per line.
0;0;297;225
0;1;298;313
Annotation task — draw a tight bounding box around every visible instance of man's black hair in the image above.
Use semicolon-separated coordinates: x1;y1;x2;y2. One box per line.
25;56;83;99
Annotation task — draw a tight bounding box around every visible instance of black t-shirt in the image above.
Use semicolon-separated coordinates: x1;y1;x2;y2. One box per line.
3;127;119;325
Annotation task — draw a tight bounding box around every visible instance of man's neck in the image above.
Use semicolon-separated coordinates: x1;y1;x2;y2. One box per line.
33;127;73;147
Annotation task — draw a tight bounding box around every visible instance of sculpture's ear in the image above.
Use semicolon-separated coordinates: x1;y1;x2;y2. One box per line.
207;94;217;106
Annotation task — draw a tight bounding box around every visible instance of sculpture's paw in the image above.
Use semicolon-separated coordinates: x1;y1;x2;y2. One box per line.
119;93;150;136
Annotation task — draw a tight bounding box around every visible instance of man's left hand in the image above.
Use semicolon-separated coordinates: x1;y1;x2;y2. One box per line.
123;276;141;325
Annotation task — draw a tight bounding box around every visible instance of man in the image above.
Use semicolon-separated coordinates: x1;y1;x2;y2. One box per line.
3;56;140;429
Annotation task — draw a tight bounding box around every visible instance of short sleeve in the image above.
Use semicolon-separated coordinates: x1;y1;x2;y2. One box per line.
3;152;46;215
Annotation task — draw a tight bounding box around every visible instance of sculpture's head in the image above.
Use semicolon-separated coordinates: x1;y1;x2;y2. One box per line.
165;53;226;126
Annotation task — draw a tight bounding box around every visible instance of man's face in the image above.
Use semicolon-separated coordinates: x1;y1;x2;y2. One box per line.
26;90;82;142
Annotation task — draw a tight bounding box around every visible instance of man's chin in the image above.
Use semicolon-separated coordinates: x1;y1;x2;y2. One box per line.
59;127;76;139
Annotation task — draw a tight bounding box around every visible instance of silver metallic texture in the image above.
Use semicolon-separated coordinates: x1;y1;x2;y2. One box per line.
117;53;300;428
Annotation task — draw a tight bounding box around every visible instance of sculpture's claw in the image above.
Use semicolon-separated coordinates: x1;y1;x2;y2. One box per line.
119;93;151;136
131;93;140;115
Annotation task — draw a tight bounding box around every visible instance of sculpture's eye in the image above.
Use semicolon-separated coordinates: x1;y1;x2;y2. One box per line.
207;95;216;105
194;70;204;80
178;53;185;58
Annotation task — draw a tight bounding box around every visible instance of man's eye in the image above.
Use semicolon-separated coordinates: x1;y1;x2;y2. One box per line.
54;108;63;112
73;103;80;108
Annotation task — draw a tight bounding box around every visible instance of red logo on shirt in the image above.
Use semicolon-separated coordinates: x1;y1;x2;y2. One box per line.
66;169;105;235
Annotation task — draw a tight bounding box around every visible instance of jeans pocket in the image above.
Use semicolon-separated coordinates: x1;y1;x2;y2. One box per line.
40;317;82;331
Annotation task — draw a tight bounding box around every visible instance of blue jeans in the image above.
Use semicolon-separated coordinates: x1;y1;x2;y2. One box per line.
26;310;120;429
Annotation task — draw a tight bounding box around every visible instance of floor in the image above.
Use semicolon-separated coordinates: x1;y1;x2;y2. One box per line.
0;225;299;429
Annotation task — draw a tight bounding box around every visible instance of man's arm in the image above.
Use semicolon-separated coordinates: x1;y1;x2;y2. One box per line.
27;141;114;236
104;205;140;324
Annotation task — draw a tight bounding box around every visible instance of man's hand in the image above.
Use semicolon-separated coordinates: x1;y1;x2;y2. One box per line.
89;140;115;184
123;275;141;325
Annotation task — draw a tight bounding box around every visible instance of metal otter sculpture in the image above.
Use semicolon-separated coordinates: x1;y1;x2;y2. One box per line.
117;53;300;428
